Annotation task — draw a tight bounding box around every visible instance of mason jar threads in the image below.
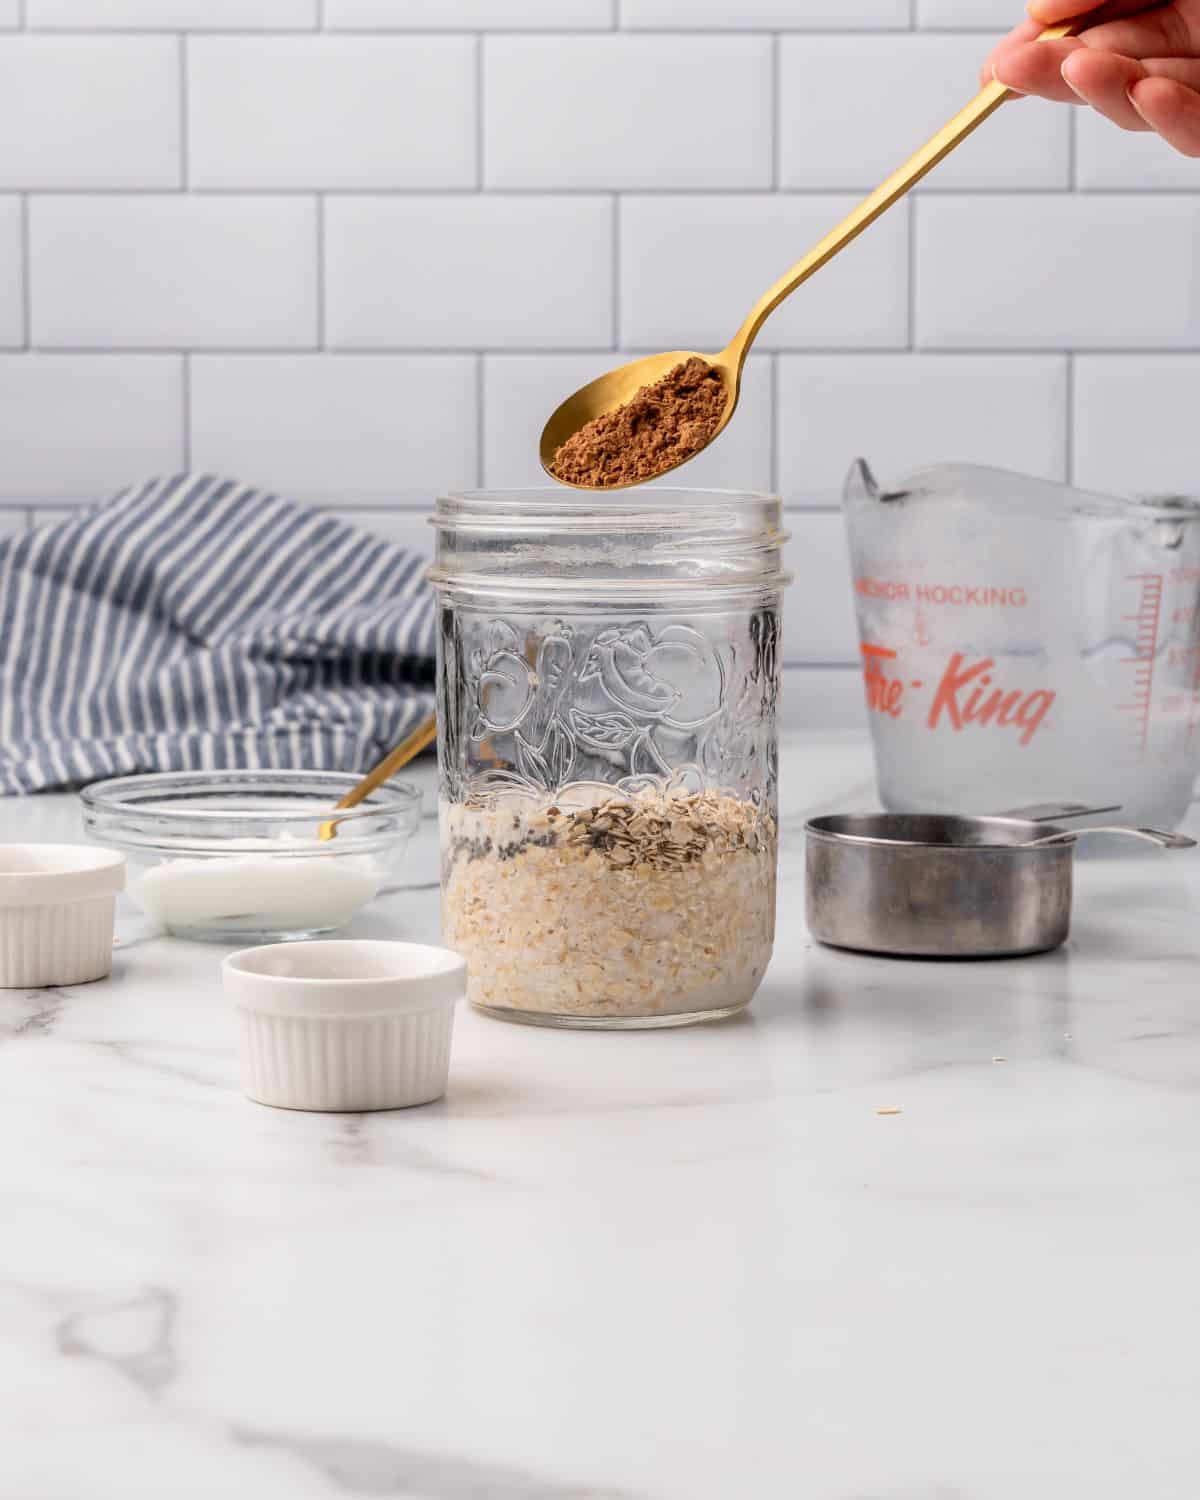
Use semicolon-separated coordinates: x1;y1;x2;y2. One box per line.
429;489;791;1030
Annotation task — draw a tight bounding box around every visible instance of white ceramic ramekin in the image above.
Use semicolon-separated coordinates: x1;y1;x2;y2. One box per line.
222;940;466;1112
0;844;125;988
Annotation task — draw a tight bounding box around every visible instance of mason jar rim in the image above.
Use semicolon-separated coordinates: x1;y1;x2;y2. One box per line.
432;487;783;533
428;487;791;600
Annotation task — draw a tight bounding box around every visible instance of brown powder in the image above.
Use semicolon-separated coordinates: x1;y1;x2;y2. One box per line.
550;356;727;489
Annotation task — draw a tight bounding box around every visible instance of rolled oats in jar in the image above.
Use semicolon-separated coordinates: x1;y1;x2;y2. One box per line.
429;489;790;1030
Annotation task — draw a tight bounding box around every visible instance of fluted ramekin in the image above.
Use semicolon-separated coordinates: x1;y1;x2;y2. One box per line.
0;845;125;988
222;940;466;1112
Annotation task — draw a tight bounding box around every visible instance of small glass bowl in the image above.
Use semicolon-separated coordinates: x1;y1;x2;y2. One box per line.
80;771;422;943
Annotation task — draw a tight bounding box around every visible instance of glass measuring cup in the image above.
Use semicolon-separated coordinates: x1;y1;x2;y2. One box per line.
842;462;1200;829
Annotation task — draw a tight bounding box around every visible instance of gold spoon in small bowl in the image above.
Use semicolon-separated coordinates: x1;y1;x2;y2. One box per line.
540;21;1077;492
318;712;437;843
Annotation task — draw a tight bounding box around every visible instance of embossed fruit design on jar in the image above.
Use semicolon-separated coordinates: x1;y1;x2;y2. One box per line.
429;489;791;1030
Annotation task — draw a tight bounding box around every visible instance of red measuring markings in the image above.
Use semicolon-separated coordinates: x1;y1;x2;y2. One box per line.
1117;574;1163;758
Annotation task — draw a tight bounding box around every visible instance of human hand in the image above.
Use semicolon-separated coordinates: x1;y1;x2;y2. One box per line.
983;1;1200;155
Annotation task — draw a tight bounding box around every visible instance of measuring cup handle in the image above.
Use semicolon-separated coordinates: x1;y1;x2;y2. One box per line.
1030;827;1197;851
998;802;1123;823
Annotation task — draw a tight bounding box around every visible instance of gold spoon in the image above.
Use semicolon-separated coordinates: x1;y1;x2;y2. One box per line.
540;22;1077;490
318;712;437;843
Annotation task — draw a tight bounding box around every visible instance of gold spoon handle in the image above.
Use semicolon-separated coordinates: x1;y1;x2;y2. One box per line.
318;712;438;842
726;22;1078;365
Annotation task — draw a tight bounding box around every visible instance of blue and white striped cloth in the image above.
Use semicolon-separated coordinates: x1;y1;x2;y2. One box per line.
0;475;436;794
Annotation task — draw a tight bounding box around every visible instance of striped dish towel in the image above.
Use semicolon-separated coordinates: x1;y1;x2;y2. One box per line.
0;475;436;794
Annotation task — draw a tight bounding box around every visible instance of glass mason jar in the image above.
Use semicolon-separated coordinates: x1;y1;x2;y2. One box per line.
429;489;791;1030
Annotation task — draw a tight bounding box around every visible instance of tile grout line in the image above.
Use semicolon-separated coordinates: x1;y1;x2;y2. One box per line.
611;194;620;350
1068;106;1077;191
178;33;189;190
770;32;781;189
14;186;1195;197
11;189;1200;201
769;353;779;495
181;352;192;471
19;193;31;348
315;194;326;348
475;34;485;191
1065;353;1075;485
475;352;485;488
907;198;916;351
20;345;1200;358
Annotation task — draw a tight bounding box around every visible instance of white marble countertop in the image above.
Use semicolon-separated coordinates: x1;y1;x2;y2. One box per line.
4;732;1200;1499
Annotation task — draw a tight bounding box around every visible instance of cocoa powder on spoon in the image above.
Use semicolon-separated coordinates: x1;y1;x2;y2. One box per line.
549;357;726;489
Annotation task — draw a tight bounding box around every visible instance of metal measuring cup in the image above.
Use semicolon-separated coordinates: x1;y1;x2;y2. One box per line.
805;805;1194;959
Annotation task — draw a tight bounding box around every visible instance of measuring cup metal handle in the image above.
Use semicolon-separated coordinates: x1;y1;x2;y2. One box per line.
998;802;1123;823
1028;827;1197;851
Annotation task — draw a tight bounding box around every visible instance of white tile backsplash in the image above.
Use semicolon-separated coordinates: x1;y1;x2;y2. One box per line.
781;510;859;664
916;0;1017;25
780;35;1070;191
0;36;179;189
0;355;183;500
327;0;612;26
623;0;909;25
778;667;866;732
190;354;477;503
0;10;1197;730
337;508;436;556
620;195;909;350
29;0;317;24
189;36;476;189
1076;111;1200;190
326;196;613;349
778;354;1068;500
0;198;20;347
1073;356;1200;497
30;196;318;348
482;352;773;492
484;36;771;190
916;196;1200;349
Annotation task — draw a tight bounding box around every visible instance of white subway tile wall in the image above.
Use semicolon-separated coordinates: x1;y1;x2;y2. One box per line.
0;355;183;497
0;5;1196;730
619;195;910;349
0;36;179;188
484;36;772;190
325;196;613;348
28;1;318;25
31;196;318;347
326;1;613;28
190;354;478;501
779;36;1069;190
0;198;20;346
916;196;1200;350
188;36;476;188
